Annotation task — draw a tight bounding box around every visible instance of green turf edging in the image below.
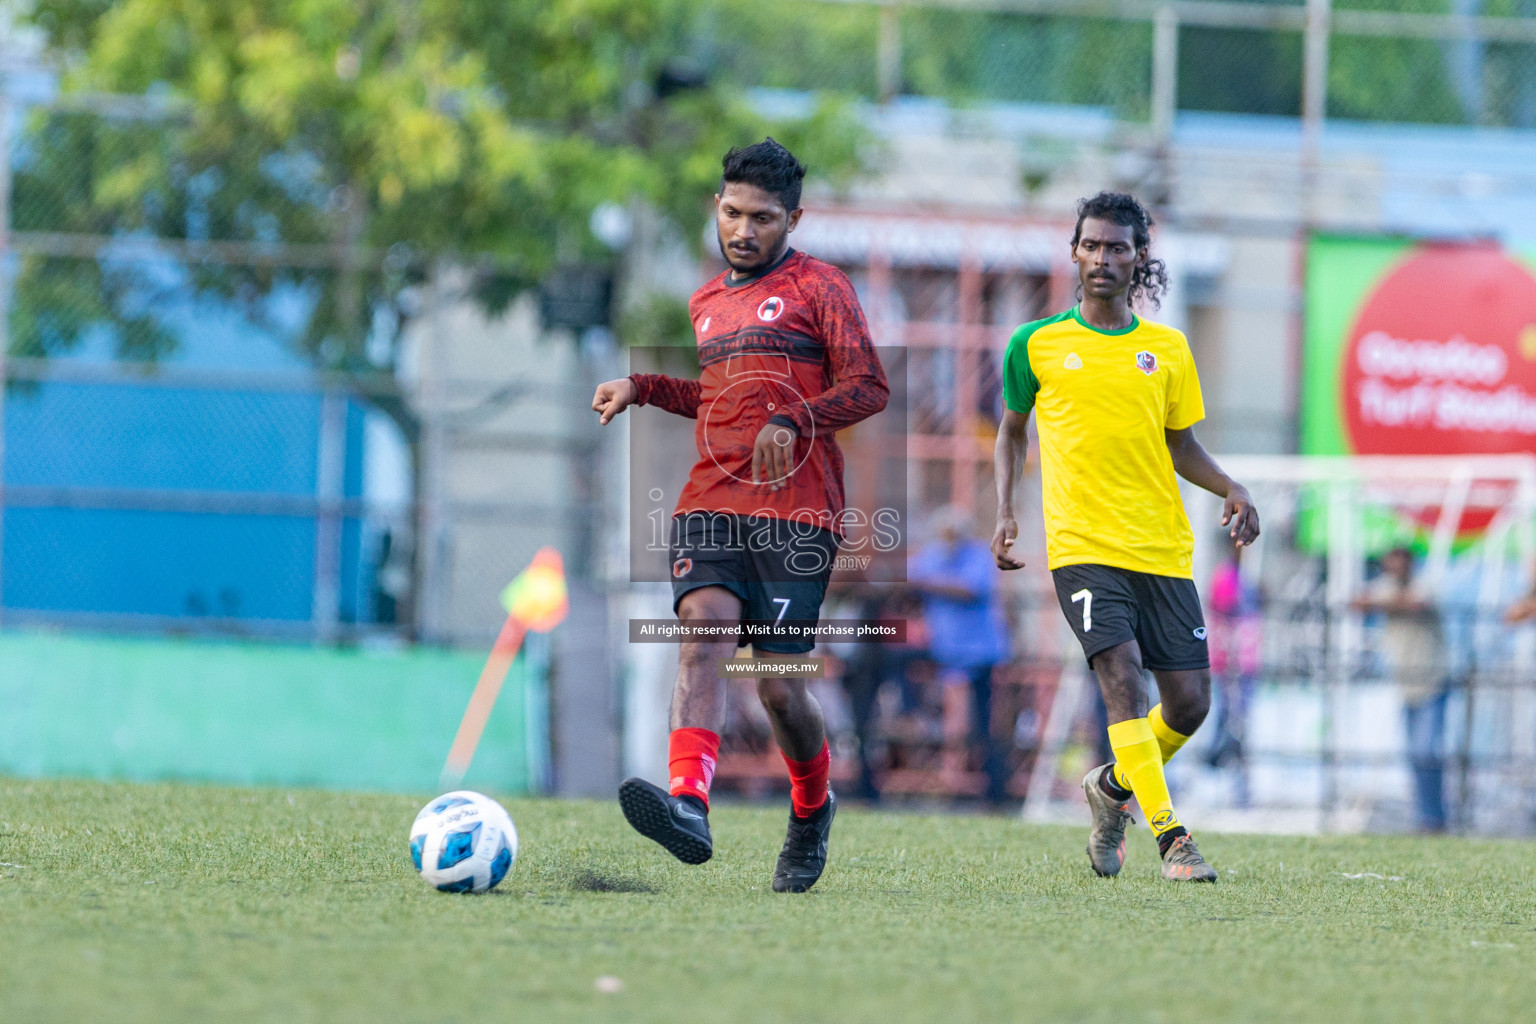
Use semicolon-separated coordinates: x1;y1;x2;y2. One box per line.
0;630;534;793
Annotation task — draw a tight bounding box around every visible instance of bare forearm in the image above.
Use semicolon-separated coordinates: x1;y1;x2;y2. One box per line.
991;410;1032;569
1167;430;1235;498
1506;595;1536;623
994;415;1029;517
1168;425;1261;546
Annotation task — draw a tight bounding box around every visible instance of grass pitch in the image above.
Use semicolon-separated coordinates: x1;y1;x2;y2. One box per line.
1;778;1532;1023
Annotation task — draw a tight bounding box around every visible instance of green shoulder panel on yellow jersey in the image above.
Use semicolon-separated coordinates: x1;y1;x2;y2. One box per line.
1001;309;1073;415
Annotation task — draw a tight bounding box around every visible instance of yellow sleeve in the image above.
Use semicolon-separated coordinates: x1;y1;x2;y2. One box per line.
1166;335;1205;430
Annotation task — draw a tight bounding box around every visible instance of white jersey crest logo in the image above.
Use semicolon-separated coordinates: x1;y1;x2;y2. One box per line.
757;296;784;322
1064;353;1083;370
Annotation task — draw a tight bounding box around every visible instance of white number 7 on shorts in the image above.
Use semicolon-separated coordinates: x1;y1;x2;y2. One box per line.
771;597;791;625
1071;589;1093;631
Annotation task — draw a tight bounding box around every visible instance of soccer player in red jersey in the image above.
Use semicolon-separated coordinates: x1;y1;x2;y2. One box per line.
592;138;888;891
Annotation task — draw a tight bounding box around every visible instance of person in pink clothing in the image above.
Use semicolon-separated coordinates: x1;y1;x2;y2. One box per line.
1204;545;1262;805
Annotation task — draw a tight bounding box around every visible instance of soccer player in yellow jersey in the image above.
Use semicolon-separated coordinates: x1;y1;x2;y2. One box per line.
992;192;1260;882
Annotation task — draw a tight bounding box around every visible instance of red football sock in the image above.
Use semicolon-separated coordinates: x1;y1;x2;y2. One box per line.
668;727;720;808
783;741;831;819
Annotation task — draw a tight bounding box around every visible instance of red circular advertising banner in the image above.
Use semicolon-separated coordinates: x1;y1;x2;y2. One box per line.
1341;244;1536;531
1343;244;1536;456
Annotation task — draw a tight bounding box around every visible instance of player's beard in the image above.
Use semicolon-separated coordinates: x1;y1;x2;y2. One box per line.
720;231;787;277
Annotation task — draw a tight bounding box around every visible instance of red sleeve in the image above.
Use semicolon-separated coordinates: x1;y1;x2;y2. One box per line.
629;373;702;419
768;271;889;436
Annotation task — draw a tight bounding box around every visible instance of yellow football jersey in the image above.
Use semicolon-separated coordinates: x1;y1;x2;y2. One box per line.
1002;306;1205;578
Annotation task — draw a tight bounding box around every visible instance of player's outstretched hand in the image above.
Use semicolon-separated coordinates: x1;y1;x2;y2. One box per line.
751;421;798;490
592;378;639;425
1223;483;1261;547
992;515;1026;570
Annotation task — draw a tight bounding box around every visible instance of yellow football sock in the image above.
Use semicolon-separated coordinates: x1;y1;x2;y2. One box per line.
1108;705;1191;786
1148;704;1191;764
1106;718;1183;837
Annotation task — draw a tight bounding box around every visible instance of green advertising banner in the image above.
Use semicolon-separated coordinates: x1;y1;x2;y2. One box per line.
1302;235;1415;455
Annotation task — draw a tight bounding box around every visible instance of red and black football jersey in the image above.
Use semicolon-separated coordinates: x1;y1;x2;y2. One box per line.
630;249;889;534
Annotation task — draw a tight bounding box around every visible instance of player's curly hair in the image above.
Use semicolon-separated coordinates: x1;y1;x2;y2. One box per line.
721;137;807;212
1070;192;1169;311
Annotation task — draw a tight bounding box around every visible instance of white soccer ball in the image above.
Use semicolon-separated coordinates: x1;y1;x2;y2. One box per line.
409;791;518;893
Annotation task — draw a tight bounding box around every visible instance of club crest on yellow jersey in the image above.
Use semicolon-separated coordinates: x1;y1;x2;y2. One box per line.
1135;350;1158;375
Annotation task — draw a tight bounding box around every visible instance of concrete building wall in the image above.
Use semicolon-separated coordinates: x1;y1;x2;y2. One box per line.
400;277;624;798
1194;233;1302;454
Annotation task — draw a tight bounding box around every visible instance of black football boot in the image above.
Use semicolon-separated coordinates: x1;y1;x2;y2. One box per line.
618;777;713;865
772;789;837;892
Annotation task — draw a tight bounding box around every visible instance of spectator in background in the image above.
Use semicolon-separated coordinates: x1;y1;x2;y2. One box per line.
909;506;1012;805
1204;543;1262;806
834;584;917;801
1354;546;1450;833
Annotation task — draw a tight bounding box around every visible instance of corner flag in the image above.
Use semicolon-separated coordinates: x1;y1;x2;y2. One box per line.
440;547;569;789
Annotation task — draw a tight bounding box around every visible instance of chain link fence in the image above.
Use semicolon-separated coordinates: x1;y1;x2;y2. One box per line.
720;0;1536;130
0;97;595;647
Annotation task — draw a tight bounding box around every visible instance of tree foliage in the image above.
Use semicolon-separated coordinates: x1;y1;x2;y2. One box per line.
20;0;1504;374
17;0;865;369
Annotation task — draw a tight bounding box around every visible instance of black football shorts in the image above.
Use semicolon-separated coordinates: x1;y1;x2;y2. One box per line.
1051;563;1209;672
668;512;839;654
